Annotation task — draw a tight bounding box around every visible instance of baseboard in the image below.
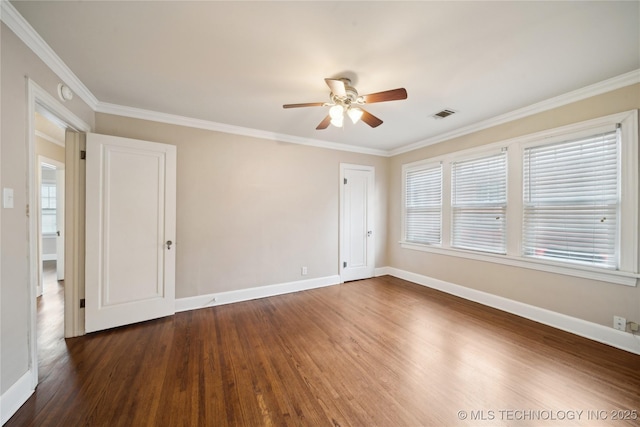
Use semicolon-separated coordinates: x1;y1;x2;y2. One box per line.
175;275;342;313
1;370;34;425
383;267;640;356
374;266;391;277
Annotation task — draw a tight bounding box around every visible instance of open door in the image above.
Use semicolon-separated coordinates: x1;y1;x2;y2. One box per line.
85;133;176;333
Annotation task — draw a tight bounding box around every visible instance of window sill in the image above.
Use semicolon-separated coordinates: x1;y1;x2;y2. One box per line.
399;242;639;287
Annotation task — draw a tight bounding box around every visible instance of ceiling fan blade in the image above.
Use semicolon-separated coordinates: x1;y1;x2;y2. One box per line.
316;115;331;130
361;88;407;104
325;78;347;97
283;102;325;109
360;109;383;128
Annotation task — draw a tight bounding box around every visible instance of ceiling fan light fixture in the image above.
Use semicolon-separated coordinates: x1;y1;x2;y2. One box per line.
347;107;363;124
329;104;344;120
283;77;407;130
330;115;344;128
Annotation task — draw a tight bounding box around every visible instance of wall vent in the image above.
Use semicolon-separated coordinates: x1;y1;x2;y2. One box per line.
432;109;457;119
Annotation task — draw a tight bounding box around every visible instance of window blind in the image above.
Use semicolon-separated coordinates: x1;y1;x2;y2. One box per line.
523;128;619;269
405;164;442;245
451;152;507;253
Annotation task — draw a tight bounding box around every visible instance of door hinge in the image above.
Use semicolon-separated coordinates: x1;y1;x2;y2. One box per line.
26;204;29;217
343;178;347;185
343;261;347;268
80;150;86;160
80;298;85;308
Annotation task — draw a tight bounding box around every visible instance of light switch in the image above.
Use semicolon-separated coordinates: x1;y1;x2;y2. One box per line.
3;188;14;209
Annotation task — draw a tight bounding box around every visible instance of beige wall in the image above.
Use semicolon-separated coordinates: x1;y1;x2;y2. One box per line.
1;23;94;394
95;113;388;298
36;136;65;164
387;84;640;327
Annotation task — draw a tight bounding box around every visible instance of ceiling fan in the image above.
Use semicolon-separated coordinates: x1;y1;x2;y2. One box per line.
283;78;407;130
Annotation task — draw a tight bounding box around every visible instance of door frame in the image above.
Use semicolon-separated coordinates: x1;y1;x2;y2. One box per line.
27;79;90;389
339;163;375;282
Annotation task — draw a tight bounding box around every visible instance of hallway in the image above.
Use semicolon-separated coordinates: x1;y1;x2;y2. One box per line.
37;261;65;386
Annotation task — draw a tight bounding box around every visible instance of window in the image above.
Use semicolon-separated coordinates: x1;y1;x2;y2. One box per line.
451;151;507;254
404;162;442;245
41;182;57;234
400;110;638;286
523;128;619;269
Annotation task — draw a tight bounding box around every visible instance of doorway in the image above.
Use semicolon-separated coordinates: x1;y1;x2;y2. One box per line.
33;112;67;389
27;79;91;391
37;158;65;297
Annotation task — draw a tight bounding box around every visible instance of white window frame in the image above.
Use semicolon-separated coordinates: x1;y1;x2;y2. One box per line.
41;181;57;235
521;124;619;269
450;149;508;254
401;160;443;246
400;110;639;286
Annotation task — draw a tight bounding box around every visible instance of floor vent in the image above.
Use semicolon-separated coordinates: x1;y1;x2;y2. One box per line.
432;109;456;119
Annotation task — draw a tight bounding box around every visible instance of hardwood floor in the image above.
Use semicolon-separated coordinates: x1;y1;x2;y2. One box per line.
7;275;640;426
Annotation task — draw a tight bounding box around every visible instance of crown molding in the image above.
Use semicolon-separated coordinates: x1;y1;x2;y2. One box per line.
4;0;637;158
389;69;640;156
95;102;388;157
0;0;99;109
2;0;385;156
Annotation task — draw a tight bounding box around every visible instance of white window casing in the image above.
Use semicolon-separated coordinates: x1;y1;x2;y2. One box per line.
403;161;442;245
400;110;639;286
41;182;57;234
522;127;618;269
451;150;507;254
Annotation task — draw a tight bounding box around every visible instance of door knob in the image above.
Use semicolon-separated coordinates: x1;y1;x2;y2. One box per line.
166;240;173;250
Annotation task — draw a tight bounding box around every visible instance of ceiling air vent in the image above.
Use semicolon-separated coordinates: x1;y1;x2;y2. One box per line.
432;109;456;119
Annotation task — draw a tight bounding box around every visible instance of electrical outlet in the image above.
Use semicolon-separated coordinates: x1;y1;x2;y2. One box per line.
613;316;626;331
301;266;308;276
629;322;639;332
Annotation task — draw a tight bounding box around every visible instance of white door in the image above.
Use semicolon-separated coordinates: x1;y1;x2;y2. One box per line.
56;168;65;281
85;133;176;333
340;164;374;282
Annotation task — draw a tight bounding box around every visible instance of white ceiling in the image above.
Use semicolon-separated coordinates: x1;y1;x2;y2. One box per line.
10;1;640;153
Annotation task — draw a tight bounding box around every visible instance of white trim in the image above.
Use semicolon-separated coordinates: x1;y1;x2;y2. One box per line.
96;102;388;157
175;275;341;313
3;0;637;158
374;267;391;276
95;68;639;158
399;110;639;287
400;242;638;287
26;79;91;397
389;69;640;156
27;80;91;133
0;370;34;425
383;267;640;356
0;1;99;110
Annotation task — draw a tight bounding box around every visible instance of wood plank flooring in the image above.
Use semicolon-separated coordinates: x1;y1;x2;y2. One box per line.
7;274;640;426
